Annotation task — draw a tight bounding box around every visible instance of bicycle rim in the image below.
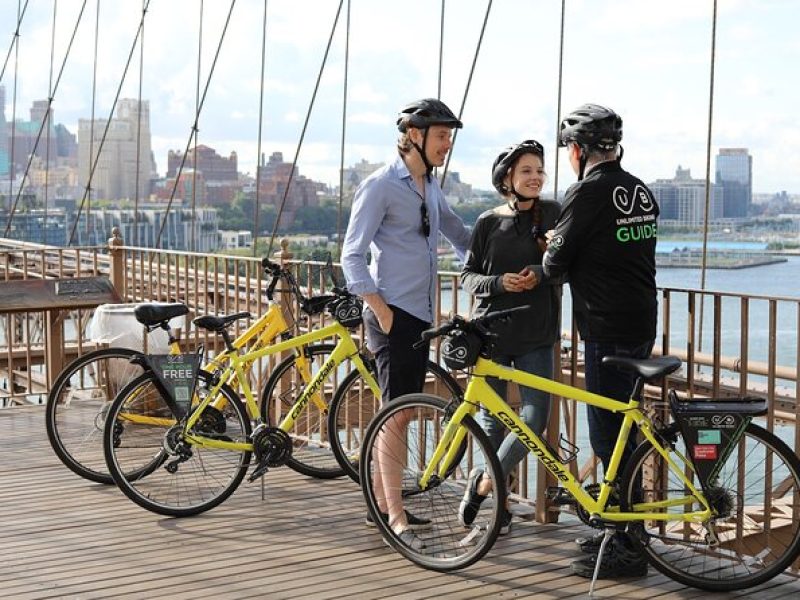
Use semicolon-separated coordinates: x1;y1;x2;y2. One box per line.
331;360;462;483
46;348;144;484
360;393;504;572
261;344;344;479
105;370;251;517
621;422;800;591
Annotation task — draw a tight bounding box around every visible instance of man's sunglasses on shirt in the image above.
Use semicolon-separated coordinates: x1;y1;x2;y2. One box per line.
420;201;431;237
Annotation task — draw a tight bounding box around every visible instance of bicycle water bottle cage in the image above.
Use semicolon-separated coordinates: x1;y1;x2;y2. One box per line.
668;390;767;492
302;295;336;316
441;329;482;370
327;295;363;328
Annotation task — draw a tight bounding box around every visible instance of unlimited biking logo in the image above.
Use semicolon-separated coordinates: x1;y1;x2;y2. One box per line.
613;184;657;243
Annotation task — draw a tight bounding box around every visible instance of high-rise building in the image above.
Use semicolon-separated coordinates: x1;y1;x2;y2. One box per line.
255;151;324;229
78;98;154;201
715;148;752;218
166;144;239;205
650;166;723;226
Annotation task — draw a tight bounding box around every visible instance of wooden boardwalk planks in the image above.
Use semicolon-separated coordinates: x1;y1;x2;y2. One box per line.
1;406;799;599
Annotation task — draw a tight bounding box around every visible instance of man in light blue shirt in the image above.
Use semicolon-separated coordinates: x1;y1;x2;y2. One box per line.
341;98;470;545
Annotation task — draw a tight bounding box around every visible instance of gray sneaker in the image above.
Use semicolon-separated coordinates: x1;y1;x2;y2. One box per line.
459;467;487;527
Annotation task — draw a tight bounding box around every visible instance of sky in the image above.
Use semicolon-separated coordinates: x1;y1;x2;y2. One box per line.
1;0;799;196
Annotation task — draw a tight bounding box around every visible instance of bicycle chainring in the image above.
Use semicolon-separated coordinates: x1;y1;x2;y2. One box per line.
575;483;620;526
252;427;292;467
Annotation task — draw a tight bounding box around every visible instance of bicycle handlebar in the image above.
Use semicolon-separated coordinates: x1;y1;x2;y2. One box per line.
260;256;352;314
413;305;532;349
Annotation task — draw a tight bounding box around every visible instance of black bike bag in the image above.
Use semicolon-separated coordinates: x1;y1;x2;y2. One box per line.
668;391;767;490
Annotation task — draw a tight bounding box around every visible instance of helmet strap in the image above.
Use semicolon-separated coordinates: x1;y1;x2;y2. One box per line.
411;128;434;180
618;145;624;163
577;145;589;181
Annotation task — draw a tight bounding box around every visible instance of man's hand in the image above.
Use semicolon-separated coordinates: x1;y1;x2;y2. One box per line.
363;293;393;334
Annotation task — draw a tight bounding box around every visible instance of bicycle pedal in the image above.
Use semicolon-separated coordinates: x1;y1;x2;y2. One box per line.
546;486;576;505
248;462;269;483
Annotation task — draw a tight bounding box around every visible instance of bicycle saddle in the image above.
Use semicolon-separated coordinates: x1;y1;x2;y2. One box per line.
601;355;681;381
193;312;252;333
134;303;190;326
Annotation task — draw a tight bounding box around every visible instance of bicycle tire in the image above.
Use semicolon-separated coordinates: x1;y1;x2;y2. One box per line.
360;393;505;572
46;347;145;484
330;360;463;483
260;343;347;479
105;370;251;517
620;421;800;591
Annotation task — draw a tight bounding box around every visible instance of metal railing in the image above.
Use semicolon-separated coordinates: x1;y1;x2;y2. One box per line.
1;235;798;528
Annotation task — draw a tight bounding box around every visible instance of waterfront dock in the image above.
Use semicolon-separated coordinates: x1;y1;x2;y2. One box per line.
656;249;787;269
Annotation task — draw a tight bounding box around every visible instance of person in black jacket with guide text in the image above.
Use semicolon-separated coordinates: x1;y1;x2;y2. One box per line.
543;104;659;580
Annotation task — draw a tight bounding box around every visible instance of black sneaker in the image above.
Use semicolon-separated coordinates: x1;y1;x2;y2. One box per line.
570;539;648;579
365;509;432;531
498;510;512;536
574;531;605;554
459;467;487;527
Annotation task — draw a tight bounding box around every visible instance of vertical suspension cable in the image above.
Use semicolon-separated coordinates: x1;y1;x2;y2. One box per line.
190;0;204;253
552;0;566;201
437;0;445;100
439;0;492;187
698;0;718;358
43;0;57;244
336;0;351;258
266;0;345;256
155;0;237;249
252;0;269;257
133;0;146;247
85;0;100;243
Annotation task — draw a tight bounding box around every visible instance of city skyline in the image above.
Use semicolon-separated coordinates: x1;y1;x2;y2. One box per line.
1;1;799;197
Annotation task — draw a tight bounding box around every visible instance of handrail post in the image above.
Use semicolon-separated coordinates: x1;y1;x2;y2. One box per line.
108;227;125;298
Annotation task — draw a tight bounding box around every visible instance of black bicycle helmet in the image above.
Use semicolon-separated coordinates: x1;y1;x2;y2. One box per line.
558;104;622;150
396;98;463;133
491;139;545;195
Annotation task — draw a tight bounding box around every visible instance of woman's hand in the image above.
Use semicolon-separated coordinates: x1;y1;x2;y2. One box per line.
502;268;537;293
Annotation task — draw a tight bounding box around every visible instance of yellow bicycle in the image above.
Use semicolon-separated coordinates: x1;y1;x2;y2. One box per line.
102;258;460;516
359;307;800;591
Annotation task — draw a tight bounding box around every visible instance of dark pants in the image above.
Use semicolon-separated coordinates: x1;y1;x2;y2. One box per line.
584;339;654;475
363;306;430;403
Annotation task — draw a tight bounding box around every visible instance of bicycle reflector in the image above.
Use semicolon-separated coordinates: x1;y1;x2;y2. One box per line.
328;296;363;328
441;330;482;370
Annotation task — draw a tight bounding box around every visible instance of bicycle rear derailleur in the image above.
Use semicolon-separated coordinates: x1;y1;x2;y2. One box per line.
248;425;292;482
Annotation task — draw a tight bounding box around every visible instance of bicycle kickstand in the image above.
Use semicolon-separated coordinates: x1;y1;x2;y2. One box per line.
589;527;616;598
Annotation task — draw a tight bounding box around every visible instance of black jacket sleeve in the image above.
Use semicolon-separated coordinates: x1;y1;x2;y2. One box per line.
460;214;504;298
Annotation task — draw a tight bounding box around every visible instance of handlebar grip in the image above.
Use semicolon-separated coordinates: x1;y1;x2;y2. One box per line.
482;304;532;325
261;257;281;273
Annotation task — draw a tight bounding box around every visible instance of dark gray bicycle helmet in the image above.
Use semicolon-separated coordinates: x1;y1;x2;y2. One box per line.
491;139;545;195
558;104;622;150
396;98;463;133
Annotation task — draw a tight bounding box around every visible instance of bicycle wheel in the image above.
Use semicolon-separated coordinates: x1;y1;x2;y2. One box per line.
105;370;251;517
330;360;463;483
260;343;346;479
360;393;505;572
46;347;145;484
620;422;800;591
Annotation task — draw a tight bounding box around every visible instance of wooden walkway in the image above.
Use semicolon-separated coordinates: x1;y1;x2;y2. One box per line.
2;407;799;600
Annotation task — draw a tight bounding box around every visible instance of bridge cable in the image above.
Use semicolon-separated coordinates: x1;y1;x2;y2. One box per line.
4;0;89;238
552;0;566;203
697;0;718;360
5;0;22;233
43;0;58;244
252;0;269;257
155;0;238;249
266;0;345;257
68;0;150;246
0;0;29;85
335;0;351;258
439;0;492;188
437;0;445;100
133;0;147;247
83;0;100;242
189;0;205;253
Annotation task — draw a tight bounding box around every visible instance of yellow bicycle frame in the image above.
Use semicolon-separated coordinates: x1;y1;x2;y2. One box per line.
419;355;713;525
183;316;380;451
